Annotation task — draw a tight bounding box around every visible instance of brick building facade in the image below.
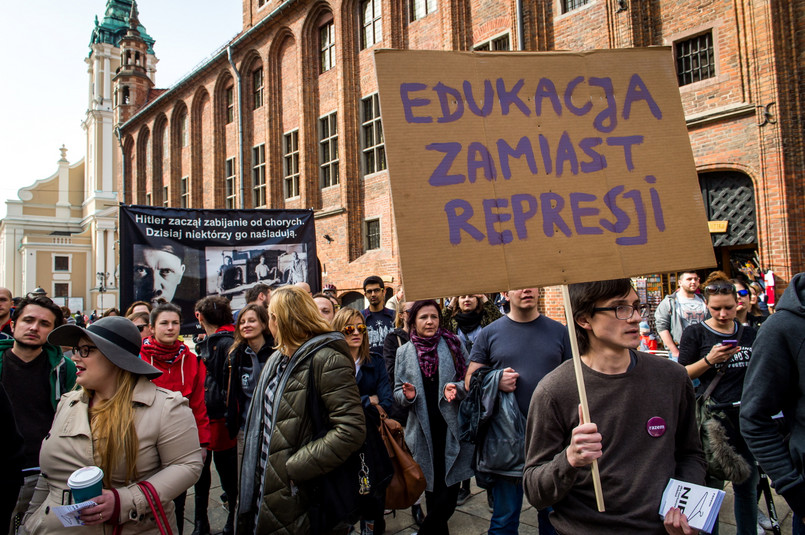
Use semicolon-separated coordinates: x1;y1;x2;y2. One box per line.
114;0;805;305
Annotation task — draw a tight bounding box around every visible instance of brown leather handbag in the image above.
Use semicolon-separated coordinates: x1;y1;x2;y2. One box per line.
375;405;427;509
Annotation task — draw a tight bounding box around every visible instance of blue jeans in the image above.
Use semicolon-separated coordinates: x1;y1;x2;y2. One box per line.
707;468;759;535
794;513;805;535
537;507;557;535
489;477;523;535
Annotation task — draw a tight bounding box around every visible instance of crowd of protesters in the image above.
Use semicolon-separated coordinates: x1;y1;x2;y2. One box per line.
1;264;803;535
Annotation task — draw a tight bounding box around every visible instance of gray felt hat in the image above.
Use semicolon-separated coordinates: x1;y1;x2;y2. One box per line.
48;316;162;379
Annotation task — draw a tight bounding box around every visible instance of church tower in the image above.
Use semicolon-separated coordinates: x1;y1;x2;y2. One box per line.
113;1;155;128
84;0;156;200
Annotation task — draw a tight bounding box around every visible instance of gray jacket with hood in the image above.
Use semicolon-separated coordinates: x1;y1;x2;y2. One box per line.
741;273;805;517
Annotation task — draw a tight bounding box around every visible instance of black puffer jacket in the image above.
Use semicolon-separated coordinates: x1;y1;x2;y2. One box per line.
196;329;235;424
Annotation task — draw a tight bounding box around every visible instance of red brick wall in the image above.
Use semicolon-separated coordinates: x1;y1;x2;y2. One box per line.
115;0;805;303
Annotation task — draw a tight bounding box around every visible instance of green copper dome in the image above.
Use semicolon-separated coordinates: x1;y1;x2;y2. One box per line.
88;0;155;55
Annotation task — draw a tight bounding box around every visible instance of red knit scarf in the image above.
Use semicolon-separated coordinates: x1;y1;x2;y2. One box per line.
140;336;188;364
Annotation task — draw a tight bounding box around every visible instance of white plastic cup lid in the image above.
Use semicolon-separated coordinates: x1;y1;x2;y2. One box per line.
67;466;104;489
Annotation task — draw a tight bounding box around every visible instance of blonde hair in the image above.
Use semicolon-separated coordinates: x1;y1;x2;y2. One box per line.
268;285;332;354
88;370;140;486
332;307;369;365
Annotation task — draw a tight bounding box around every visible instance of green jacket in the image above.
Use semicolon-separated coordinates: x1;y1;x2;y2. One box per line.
237;332;366;534
0;339;77;410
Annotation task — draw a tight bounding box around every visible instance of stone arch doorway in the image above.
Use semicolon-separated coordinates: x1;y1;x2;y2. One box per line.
698;171;757;278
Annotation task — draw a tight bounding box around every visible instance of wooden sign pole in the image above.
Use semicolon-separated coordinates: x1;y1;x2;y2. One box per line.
561;284;605;512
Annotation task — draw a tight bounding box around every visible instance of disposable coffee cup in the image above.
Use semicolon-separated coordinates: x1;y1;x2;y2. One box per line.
68;466;104;503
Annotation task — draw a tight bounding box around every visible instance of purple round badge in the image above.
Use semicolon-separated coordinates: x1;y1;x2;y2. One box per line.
646;417;666;437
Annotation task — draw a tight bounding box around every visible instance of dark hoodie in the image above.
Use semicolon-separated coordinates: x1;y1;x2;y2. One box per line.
741;272;805;516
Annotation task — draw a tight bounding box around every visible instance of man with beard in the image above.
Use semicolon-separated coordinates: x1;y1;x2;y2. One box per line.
361;275;395;360
0;288;13;340
0;295;74;531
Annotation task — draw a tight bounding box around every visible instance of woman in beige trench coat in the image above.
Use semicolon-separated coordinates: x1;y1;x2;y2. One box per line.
19;316;203;534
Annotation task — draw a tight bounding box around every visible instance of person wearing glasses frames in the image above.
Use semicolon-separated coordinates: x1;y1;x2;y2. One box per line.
678;272;758;535
18;316;203;534
731;279;764;329
524;278;705;535
332;307;393;535
654;271;709;361
126;311;153;341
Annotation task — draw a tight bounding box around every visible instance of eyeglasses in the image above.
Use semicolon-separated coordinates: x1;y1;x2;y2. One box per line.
403;309;412;314
342;324;367;335
72;345;98;358
592;304;650;320
364;288;382;294
736;289;749;297
135;324;147;332
705;283;736;295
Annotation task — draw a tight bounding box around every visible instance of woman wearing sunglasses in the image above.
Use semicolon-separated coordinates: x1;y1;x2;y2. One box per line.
731;279;763;329
19;316;203;534
394;300;473;534
332;308;393;535
677;271;758;535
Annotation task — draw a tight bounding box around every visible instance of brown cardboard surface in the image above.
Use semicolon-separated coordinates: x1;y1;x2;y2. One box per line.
375;49;716;301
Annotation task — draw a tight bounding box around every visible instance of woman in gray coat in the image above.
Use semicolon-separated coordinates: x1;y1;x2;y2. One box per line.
394;299;474;534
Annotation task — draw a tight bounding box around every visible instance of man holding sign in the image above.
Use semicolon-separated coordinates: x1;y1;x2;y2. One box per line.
523;279;705;534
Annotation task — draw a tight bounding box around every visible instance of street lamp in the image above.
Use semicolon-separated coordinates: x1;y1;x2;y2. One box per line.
97;272;109;315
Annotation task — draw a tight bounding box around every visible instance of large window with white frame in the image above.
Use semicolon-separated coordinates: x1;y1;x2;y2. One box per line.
319;112;339;188
320;21;335;73
360;0;382;49
252;144;267;208
53;255;70;272
361;94;386;175
283;130;300;199
225;157;237;209
180;176;190;208
410;0;436;21
53;282;70;299
474;32;511;51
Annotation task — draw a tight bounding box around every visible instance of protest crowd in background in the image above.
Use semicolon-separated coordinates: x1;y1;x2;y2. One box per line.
1;262;802;535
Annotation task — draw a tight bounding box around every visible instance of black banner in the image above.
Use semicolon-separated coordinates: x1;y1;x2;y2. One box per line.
120;205;319;333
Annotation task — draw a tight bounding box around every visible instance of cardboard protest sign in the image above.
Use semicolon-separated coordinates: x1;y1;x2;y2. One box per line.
375;49;715;300
120;206;318;333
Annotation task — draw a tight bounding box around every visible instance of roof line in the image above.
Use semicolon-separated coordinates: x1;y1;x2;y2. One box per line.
119;0;300;129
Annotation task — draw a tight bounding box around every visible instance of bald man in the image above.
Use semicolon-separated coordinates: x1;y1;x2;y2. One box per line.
294;281;312;295
0;288;12;340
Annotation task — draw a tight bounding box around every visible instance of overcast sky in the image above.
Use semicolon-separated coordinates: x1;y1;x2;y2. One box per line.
0;1;242;219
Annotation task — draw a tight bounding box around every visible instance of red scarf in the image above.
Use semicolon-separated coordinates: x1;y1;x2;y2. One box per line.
140;336;188;364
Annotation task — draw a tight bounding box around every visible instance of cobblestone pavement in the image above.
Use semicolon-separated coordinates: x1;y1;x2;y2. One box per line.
185;475;794;534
